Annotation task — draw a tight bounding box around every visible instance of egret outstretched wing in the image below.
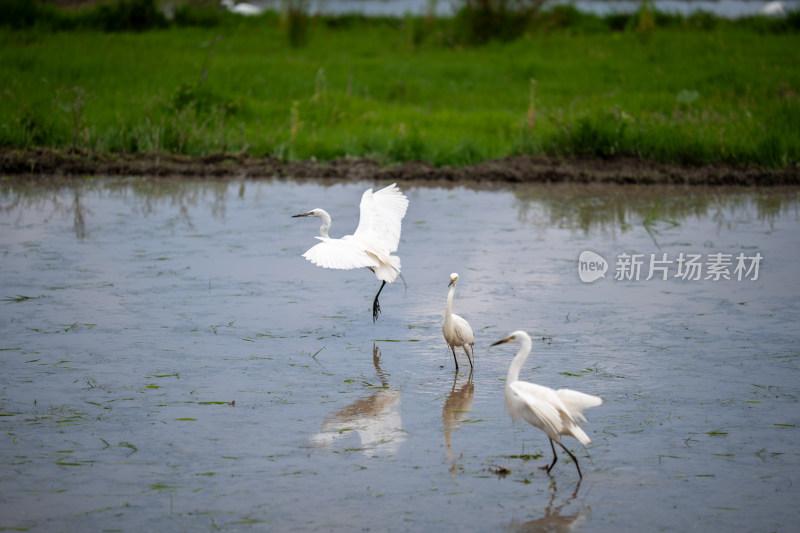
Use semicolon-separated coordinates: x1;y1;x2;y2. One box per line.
302;236;380;271
353;183;409;252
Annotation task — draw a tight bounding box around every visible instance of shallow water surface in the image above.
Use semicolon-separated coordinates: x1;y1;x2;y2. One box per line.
1;179;799;531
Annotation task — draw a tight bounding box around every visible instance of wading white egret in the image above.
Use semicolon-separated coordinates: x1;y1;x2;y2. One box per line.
492;330;602;478
292;183;408;322
442;273;475;370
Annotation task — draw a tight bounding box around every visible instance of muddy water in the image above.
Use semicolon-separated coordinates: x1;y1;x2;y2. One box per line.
1;179;798;531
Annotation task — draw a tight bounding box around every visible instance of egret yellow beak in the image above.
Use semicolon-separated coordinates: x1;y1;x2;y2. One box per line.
491;336;512;347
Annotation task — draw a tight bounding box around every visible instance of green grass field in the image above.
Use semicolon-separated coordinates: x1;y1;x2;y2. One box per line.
1;5;799;167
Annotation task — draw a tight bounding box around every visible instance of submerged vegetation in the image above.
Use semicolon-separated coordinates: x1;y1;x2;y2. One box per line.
0;0;799;168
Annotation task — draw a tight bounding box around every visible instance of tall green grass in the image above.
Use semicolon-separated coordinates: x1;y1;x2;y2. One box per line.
0;5;798;167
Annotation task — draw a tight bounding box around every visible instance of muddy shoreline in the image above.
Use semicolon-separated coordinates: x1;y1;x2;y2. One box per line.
2;147;798;186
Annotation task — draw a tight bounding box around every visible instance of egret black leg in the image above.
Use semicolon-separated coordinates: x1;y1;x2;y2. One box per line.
558;442;583;479
545;439;559;474
464;344;474;369
450;345;459;370
372;280;386;322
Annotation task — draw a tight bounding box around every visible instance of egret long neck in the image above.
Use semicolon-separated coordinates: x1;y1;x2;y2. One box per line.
506;336;532;384
316;210;331;238
444;284;456;325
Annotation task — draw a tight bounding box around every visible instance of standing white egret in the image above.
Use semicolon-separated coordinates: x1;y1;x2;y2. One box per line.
442;273;475;370
292;183;408;322
492;330;602;478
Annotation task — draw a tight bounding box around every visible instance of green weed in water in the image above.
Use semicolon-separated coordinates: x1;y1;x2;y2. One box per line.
150;483;181;491
56;458;95;467
2;295;40;302
150;372;180;379
505;453;544;460
117;441;138;454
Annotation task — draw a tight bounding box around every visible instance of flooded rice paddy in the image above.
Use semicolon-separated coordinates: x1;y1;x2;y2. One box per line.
1;178;799;531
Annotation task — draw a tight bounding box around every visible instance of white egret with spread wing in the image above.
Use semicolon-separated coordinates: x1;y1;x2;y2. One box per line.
442;273;475;370
292;183;408;322
492;330;602;478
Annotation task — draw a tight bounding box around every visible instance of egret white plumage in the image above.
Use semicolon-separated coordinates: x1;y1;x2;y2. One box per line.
442;273;475;370
761;1;785;16
292;183;408;322
221;0;265;16
492;330;602;478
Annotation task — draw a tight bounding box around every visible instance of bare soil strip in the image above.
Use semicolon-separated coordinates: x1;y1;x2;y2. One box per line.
2;148;798;185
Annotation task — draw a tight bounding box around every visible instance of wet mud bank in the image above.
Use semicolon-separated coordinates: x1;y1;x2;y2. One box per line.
2;147;799;186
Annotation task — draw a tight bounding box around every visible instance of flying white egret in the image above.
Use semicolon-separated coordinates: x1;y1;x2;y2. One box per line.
292;183;408;322
442;273;475;370
492;330;602;478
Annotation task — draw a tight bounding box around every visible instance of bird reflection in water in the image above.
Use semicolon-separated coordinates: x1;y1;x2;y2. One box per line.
442;370;474;474
310;344;405;455
507;479;586;533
